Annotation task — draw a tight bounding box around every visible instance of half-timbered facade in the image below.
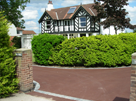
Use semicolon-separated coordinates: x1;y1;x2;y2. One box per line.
38;1;101;38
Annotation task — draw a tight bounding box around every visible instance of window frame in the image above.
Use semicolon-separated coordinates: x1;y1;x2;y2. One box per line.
79;17;86;28
45;20;51;30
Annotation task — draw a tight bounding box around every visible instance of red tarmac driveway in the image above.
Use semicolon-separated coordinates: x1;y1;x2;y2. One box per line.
28;66;131;101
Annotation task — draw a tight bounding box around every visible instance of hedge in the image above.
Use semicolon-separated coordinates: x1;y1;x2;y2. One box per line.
48;33;136;67
31;33;65;65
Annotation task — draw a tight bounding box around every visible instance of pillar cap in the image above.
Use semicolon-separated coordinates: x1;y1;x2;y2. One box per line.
132;53;136;56
14;48;31;52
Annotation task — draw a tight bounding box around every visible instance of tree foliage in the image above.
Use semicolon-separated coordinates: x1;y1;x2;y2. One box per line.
93;0;135;34
0;11;10;47
12;36;21;48
0;0;30;28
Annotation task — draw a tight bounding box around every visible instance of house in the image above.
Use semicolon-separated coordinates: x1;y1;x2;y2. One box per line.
8;24;36;49
39;0;124;39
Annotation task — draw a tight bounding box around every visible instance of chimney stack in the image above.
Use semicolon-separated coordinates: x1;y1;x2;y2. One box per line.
46;0;54;11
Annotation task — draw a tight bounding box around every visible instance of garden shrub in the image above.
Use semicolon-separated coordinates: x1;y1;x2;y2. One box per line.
48;33;136;67
0;11;19;98
12;36;21;48
31;33;65;65
0;47;19;98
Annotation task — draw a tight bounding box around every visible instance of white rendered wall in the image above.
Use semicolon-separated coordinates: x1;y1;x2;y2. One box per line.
100;19;124;35
8;24;17;36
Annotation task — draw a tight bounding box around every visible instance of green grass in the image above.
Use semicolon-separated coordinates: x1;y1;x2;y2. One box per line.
32;53;35;62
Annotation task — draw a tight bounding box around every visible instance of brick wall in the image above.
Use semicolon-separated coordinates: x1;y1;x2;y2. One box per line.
130;53;136;101
14;48;33;92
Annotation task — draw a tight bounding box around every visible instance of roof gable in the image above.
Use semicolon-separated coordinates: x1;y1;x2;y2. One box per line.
39;11;53;23
39;3;97;22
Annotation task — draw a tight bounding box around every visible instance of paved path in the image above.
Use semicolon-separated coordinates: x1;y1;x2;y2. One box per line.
28;65;131;101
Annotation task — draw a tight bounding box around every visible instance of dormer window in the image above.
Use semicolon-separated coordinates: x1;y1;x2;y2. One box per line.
67;7;76;14
79;17;86;27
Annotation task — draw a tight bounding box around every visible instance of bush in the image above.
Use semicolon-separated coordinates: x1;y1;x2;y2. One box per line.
0;11;19;98
0;12;10;48
48;33;136;67
31;33;65;65
0;47;19;98
12;36;21;48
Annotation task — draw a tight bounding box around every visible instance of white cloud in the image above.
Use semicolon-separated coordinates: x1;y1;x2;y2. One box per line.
124;5;136;24
41;8;45;12
25;27;39;30
25;21;37;26
61;0;79;7
24;21;39;32
22;9;38;20
128;0;135;3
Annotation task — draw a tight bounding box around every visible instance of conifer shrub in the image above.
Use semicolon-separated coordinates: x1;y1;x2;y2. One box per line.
0;11;19;98
0;47;19;98
48;33;136;67
31;33;65;65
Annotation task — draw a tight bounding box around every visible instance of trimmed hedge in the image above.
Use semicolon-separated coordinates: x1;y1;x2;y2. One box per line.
48;33;136;67
31;33;65;65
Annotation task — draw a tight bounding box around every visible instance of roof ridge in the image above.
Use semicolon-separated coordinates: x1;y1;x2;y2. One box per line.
50;3;95;11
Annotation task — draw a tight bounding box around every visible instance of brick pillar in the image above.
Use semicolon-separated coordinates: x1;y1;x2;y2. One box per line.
130;53;136;101
14;48;33;92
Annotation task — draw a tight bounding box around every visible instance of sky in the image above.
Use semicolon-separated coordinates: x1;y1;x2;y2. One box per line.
21;0;136;34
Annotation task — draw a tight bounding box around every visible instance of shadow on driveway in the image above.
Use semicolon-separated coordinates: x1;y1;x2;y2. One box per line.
113;97;129;101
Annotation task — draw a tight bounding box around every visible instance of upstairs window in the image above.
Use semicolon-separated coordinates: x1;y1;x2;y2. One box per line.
79;17;86;27
45;21;51;30
64;20;70;26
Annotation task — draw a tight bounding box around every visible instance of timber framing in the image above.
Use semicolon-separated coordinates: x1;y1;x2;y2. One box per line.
39;3;100;34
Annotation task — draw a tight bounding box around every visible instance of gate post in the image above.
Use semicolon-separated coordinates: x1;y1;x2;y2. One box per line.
130;53;136;101
14;48;33;92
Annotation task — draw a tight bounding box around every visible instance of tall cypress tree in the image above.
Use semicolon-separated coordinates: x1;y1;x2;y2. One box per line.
0;11;19;98
93;0;135;34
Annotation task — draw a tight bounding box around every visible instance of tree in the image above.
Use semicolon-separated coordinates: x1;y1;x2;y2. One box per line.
0;0;30;28
0;11;19;98
93;0;135;34
12;36;21;48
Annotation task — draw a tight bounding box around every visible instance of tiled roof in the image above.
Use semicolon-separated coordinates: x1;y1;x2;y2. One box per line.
39;3;97;22
23;30;36;35
17;27;24;31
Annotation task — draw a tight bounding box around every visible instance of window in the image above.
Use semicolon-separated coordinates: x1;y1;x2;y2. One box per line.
79;17;86;27
45;21;51;30
17;30;20;34
54;21;58;26
64;20;70;26
67;7;76;14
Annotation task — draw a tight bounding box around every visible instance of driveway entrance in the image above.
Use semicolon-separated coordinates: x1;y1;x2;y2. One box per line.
28;65;131;101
